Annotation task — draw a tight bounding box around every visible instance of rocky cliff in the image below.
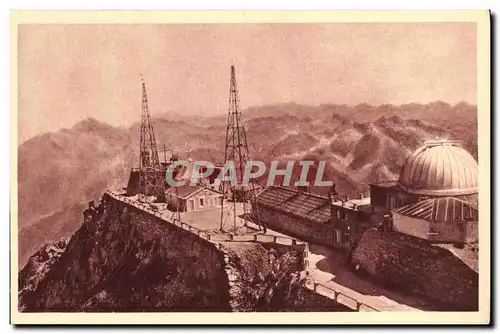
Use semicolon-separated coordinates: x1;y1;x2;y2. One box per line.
19;193;348;312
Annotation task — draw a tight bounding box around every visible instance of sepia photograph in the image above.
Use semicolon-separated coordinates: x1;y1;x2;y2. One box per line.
10;10;491;325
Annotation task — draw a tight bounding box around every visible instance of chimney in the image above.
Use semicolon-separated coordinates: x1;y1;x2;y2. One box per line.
330;183;337;196
359;192;363;199
328;184;337;203
383;213;393;231
345;194;350;201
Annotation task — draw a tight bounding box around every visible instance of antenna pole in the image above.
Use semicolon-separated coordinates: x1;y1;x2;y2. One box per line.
138;77;165;201
163;143;167;164
219;65;262;233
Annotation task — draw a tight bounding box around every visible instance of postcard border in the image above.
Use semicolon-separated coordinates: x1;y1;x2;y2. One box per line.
10;10;491;325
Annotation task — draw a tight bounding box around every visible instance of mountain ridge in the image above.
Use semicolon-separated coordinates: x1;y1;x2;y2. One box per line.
17;101;477;266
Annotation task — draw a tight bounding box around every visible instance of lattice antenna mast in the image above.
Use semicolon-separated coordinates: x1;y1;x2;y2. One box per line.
138;78;164;200
227;66;251;180
139;78;161;170
220;65;261;231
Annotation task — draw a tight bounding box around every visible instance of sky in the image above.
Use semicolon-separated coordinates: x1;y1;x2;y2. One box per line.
18;23;477;143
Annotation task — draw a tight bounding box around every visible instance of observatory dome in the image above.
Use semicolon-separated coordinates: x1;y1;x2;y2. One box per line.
398;140;478;196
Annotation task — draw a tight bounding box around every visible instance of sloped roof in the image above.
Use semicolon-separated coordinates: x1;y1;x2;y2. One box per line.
256;186;331;224
392;197;478;223
166;185;221;200
370;180;399;188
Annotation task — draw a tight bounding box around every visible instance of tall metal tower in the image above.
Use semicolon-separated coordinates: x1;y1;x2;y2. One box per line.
138;78;165;201
220;65;262;232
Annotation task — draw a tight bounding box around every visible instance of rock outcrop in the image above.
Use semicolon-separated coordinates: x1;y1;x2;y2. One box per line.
18;193;346;312
350;229;479;311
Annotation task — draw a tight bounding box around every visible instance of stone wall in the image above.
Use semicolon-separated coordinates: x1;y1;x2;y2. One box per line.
430;220;478;244
392;212;431;240
392;212;478;244
351;229;478;311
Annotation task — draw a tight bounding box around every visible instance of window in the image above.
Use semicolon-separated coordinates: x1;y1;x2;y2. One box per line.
200;198;204;207
343;233;350;244
342;211;348;221
389;195;396;209
337;210;347;221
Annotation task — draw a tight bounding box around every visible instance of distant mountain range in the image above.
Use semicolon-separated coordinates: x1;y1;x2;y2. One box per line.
17;101;477;265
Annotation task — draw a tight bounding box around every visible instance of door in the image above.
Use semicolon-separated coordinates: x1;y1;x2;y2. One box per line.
389;195;397;209
335;230;342;245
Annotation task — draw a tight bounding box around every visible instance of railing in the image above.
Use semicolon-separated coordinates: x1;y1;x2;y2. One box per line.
302;273;379;312
300;241;380;312
105;190;303;248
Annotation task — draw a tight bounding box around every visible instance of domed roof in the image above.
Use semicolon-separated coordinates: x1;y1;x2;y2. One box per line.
399;140;478;196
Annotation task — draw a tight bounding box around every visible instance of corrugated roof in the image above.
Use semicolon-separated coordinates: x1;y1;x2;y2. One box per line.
307;205;331;224
399;141;478;196
392;197;478;222
256;186;331;224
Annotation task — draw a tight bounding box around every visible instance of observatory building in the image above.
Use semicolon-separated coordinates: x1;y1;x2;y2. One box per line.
370;140;479;245
253;139;479;249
